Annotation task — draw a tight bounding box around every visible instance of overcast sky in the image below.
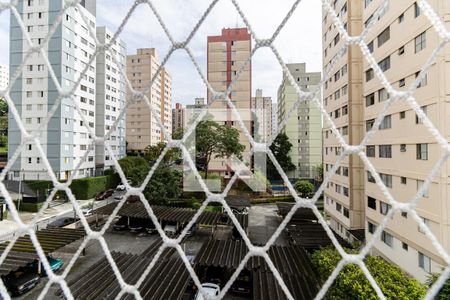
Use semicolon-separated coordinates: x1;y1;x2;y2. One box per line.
0;0;322;106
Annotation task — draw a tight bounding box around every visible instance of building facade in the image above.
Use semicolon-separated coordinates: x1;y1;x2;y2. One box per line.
362;0;449;282
271;102;278;137
9;0;97;180
251;89;272;143
278;63;322;180
126;48;172;152
0;64;8;91
172;103;185;134
207;28;252;176
95;26;126;173
322;0;366;245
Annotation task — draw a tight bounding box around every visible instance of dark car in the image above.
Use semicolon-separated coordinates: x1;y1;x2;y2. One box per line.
126;195;140;203
47;217;77;228
1;268;40;296
95;189;114;201
24;256;63;277
113;217;129;231
129;218;144;233
143;219;157;234
230;274;251;295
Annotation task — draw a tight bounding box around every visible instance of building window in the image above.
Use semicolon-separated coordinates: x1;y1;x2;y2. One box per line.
28;157;32;164
416;144;428;160
415;106;427;124
398;13;404;23
378;88;389;102
366;119;375;132
415;31;427;53
368;197;377;210
380;202;391;215
415;2;421;18
343;208;349;218
365;93;375;106
400;144;407;152
379;56;391;71
400;111;406;119
368;222;376;234
380;173;392;188
377;26;390;47
367;171;376;183
366;69;374;82
402;242;408;251
418;252;431;273
417;180;429;197
336;202;342;212
402;212;408;218
380;115;392;129
381;231;393;247
379;145;392;158
415;72;427;88
366;145;376;157
401;177;407;184
398;46;405;55
399;78;406;87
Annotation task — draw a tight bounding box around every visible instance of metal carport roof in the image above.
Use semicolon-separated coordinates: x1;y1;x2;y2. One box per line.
0;251;38;275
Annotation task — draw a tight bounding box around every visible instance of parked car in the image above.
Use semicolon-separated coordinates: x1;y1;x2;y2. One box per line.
164;224;178;238
143;220;157;234
230;273;251;295
114;195;124;201
129;218;144;233
185;224;197;237
116;184;126;191
127;195;140;203
47;217;77;228
1;268;40;296
113;217;129;231
95;189;114;201
195;283;221;300
24;255;63;276
82;208;93;217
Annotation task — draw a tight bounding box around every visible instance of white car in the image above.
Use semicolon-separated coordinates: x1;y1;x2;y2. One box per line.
164;224;177;238
116;184;126;191
195;283;220;300
81;208;93;217
114;195;124;201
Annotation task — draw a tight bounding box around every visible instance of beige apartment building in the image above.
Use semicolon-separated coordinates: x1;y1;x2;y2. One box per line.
126;48;172;152
278;63;322;180
362;0;449;282
322;1;366;243
172;103;185;134
251;89;272;143
207;28;252;176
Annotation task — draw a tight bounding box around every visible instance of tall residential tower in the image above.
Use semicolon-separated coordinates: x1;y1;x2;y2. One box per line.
278;63;322;180
9;0;97;180
126;48;172;152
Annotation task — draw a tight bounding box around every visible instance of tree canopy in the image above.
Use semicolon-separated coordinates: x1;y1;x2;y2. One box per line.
267;132;295;180
311;247;427;299
295;180;314;198
195;120;245;179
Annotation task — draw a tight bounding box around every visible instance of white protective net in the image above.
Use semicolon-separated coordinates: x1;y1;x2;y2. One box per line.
0;0;449;299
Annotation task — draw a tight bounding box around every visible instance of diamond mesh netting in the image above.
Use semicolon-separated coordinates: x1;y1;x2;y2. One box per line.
0;0;449;299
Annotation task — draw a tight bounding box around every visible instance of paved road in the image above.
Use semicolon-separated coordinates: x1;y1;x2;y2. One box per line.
248;204;287;246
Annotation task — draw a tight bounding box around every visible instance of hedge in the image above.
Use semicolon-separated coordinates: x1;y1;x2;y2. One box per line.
250;196;295;204
12;201;44;212
26;174;120;201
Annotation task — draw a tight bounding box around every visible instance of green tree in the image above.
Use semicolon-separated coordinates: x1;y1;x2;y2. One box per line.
195;120;245;179
311;247;427;299
0;99;8;149
427;273;450;299
143;168;182;205
267;132;295;180
295;180;314;198
314;163;324;182
143;142;181;167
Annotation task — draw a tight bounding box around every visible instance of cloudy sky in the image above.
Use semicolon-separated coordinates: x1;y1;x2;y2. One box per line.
0;0;322;106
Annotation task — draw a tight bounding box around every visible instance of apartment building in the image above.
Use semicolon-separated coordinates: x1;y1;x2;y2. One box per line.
126;48;172;152
251;89;272;143
271;102;278;137
322;1;365;243
207;28;252;176
172;103;185;134
362;0;449;282
278;63;322;180
0;64;8;91
95;26;126;173
9;0;97;180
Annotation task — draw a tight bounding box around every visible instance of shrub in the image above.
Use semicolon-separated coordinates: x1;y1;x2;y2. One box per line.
311;247;427;299
69;175;120;200
427;273;450;299
12;201;43;212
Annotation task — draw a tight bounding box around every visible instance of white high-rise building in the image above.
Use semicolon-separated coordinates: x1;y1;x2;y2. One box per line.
251;89;272;142
9;0;97;180
0;65;8;91
95;26;126;173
